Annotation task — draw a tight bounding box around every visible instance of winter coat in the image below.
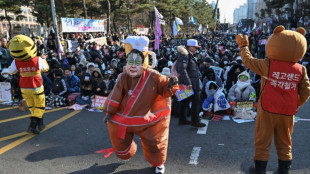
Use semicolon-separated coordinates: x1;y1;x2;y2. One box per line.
176;46;200;93
52;77;70;97
91;68;103;84
227;71;256;102
67;73;80;93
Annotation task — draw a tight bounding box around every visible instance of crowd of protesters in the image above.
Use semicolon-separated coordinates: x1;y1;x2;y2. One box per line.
1;29;310;120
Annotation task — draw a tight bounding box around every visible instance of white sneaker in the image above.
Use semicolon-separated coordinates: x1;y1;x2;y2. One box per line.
155;164;165;174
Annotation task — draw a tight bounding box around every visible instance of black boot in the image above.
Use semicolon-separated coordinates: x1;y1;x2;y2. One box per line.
27;117;40;134
249;160;268;174
278;160;291;174
38;117;45;131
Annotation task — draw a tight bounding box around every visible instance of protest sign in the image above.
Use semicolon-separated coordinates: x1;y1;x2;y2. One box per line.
175;85;194;101
135;28;149;35
0;82;12;102
210;66;223;77
236;101;254;108
93;95;107;108
85;37;107;46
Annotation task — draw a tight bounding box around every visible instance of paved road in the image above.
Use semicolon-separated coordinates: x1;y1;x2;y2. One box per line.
0;102;309;174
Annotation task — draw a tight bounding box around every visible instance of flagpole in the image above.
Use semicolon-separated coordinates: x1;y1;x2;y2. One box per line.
50;0;61;59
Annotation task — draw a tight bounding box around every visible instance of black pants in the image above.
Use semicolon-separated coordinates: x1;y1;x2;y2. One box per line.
179;93;200;123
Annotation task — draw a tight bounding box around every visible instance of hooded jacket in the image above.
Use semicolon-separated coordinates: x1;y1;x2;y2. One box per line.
228;71;256;102
92;68;103;84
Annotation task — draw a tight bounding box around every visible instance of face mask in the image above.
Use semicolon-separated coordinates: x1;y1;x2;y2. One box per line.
3;74;9;78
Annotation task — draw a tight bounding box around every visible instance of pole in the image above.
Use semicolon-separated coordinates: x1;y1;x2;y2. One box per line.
50;0;61;59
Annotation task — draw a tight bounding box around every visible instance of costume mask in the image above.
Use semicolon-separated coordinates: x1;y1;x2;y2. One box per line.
126;52;143;78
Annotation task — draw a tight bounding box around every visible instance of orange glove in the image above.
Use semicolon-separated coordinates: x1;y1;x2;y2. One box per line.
235;34;249;48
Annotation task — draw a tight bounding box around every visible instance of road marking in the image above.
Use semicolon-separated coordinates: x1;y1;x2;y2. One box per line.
0;132;28;142
0;107;65;124
0;110;80;155
197;119;209;134
0;107;15;112
189;147;201;165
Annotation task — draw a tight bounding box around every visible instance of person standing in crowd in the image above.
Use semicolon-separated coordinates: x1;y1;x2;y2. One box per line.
176;39;206;127
1;38;10;69
64;68;80;93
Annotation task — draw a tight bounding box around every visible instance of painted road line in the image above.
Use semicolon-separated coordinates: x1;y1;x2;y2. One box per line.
0;107;15;112
197;119;209;135
0;132;28;142
0;107;65;124
0;110;81;155
189;147;201;165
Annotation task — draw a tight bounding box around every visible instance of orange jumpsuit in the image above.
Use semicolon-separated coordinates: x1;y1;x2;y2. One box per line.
102;70;177;166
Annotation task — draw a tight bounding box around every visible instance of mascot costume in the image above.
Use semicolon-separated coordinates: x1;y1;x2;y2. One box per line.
236;26;310;174
7;35;49;134
96;36;178;174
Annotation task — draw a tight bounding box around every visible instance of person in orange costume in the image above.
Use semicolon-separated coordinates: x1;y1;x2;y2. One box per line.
236;26;310;174
96;36;178;174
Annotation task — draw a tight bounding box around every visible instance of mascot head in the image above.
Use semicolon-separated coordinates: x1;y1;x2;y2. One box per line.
124;36;156;78
6;34;37;61
265;25;307;63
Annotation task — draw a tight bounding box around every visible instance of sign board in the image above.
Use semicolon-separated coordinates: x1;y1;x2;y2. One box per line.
0;82;12;102
210;66;223;77
67;40;80;52
93;95;107;108
236;101;254;108
61;17;105;33
175;85;194;101
135;28;149;35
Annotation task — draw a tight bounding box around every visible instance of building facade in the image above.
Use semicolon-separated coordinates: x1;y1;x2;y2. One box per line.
233;3;248;24
0;6;40;35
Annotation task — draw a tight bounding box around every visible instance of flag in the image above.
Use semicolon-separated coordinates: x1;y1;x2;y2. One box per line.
252;23;257;31
269;20;273;24
175;17;183;25
247;26;251;35
154;6;162;50
159;19;165;25
198;24;203;33
154;7;163;19
256;26;260;35
57;37;64;54
242;27;247;32
189;16;197;25
285;14;288;20
299;17;303;23
173;21;180;36
274;14;279;21
238;20;242;27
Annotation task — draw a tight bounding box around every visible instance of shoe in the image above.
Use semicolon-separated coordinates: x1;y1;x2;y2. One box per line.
38;117;45;131
27;117;40;134
278;159;291;174
249;160;267;174
191;121;206;128
178;120;191;125
155;164;165;174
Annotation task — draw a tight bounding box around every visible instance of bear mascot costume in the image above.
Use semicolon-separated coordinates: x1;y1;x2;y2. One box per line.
96;36;178;174
7;35;49;134
236;26;310;174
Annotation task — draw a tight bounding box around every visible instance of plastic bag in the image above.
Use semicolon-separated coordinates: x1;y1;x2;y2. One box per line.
214;88;230;112
233;108;256;120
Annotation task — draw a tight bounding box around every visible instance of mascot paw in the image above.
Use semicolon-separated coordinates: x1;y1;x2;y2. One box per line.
235;34;249;48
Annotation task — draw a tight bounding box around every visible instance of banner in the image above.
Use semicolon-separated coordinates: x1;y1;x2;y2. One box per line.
154;6;162;50
85;37;107;46
61;18;105;33
0;82;12;102
210;66;223;77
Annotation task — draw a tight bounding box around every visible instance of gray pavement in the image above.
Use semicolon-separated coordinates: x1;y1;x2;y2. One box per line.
0;102;309;174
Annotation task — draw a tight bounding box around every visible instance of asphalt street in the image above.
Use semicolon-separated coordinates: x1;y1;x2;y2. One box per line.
0;101;309;174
